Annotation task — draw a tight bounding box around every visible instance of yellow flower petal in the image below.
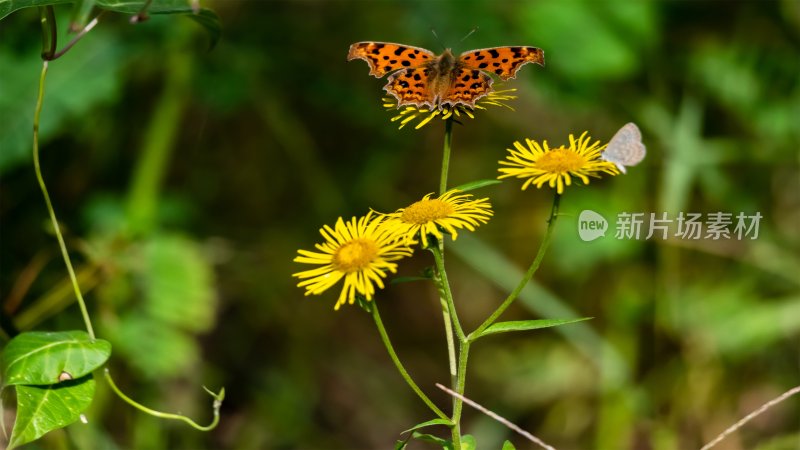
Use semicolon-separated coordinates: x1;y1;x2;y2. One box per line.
293;211;413;309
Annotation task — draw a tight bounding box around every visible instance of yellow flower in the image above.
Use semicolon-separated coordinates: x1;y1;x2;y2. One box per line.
384;89;517;130
379;190;493;248
293;212;412;310
498;131;620;194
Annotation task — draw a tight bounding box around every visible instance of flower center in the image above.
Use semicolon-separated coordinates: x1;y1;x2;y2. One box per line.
401;199;454;224
537;147;587;173
332;238;379;272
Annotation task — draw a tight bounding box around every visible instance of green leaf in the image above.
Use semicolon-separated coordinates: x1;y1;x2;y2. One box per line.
502;440;517;450
461;435;477;450
390;276;432;285
142;234;216;332
402;418;453;434
394;440;409;450
110;313;198;378
8;375;96;450
477;318;593;338
451;179;501;193
0;31;125;174
412;432;452;449
0;0;221;48
1;331;111;386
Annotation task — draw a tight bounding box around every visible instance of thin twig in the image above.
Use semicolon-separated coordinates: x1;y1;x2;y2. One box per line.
435;383;557;450
50;12;104;60
700;385;800;450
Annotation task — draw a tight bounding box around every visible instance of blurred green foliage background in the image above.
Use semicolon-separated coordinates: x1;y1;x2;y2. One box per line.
1;0;799;449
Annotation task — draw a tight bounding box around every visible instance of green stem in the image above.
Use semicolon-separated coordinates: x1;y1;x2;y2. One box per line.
104;369;224;431
39;6;56;60
439;295;457;386
439;118;453;195
32;60;96;340
126;48;190;234
435;116;464;448
371;301;449;421
430;246;465;343
450;341;470;448
470;193;561;340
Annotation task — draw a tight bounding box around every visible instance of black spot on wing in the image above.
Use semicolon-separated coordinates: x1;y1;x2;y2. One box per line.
369;43;385;54
488;49;500;58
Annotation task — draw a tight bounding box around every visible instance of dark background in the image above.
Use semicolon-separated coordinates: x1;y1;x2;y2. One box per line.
1;1;799;449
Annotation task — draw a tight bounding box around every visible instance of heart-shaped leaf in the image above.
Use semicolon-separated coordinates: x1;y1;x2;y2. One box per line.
476;318;593;338
8;375;96;450
1;331;111;386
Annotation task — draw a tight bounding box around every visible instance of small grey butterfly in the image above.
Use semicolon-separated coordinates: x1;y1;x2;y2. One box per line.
601;122;646;174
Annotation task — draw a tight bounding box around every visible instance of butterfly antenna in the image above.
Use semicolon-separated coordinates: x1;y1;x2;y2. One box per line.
430;28;446;52
460;26;479;43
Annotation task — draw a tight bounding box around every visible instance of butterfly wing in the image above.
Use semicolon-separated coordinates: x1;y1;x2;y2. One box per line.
348;42;435;78
459;46;545;81
441;68;494;108
384;68;436;109
602;123;646;173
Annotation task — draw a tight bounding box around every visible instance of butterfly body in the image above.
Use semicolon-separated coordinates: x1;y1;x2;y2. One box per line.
348;42;544;110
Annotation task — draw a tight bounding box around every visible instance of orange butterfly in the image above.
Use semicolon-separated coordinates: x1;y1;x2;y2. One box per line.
347;42;544;110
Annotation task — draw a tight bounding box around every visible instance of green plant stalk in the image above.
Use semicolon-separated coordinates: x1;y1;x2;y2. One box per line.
104;369;224;431
438;290;457;386
451;340;470;446
32;60;96;340
39;6;56;60
371;302;449;421
431;247;465;343
432;117;471;449
126;48;190;234
470;192;561;340
439;118;453;195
